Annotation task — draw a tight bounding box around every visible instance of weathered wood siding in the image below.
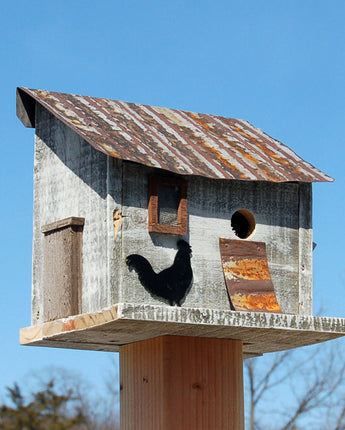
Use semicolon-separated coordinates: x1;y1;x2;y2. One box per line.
298;183;313;315
32;106;313;324
32;106;120;324
121;163;313;315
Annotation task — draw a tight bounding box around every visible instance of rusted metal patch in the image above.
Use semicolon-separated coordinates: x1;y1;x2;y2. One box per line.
17;87;333;183
219;238;282;313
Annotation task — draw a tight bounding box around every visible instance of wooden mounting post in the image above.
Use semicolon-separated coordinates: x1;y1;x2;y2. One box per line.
120;336;244;430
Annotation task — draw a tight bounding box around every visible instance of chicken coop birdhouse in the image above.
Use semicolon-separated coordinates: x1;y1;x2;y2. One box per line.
17;87;345;359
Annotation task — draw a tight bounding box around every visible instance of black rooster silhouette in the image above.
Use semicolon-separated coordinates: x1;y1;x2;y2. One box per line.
126;240;193;306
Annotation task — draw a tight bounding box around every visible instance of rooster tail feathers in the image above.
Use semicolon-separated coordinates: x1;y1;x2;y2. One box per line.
125;254;157;291
126;241;193;306
126;254;153;274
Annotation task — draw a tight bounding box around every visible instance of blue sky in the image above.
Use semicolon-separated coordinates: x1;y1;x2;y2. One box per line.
1;0;345;413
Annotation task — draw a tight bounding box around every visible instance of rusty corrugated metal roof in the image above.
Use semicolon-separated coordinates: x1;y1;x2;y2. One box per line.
16;87;333;182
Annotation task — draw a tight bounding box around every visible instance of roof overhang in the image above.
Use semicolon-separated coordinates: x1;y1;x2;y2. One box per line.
17;87;36;128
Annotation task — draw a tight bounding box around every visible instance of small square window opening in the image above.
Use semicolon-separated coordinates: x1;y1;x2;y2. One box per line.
148;175;188;235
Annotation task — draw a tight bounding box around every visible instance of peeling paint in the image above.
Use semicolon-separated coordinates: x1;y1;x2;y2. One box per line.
113;209;123;238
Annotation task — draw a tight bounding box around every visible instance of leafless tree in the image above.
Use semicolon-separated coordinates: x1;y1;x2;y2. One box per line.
1;364;120;430
99;356;120;430
244;339;345;430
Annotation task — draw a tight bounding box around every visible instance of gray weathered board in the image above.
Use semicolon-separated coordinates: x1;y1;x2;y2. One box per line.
41;217;84;321
20;303;345;359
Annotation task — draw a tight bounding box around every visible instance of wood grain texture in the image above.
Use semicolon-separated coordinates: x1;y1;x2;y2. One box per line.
120;336;244;430
108;157;123;305
298;183;313;315
20;303;345;357
41;217;85;233
33;106;118;323
42;222;84;321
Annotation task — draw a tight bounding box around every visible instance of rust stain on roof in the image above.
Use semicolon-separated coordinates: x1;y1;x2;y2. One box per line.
16;87;333;183
201;143;248;180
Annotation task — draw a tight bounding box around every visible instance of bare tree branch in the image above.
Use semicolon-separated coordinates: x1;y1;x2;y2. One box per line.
245;341;345;430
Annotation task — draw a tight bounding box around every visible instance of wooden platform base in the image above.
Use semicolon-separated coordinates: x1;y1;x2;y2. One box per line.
120;336;244;430
20;303;345;358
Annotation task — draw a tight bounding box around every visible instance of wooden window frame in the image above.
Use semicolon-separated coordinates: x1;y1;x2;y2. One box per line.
148;175;188;235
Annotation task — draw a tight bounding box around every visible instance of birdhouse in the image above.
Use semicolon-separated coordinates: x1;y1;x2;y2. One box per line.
17;87;345;359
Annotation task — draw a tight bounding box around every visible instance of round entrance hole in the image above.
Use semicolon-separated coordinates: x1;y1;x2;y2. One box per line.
231;209;256;239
